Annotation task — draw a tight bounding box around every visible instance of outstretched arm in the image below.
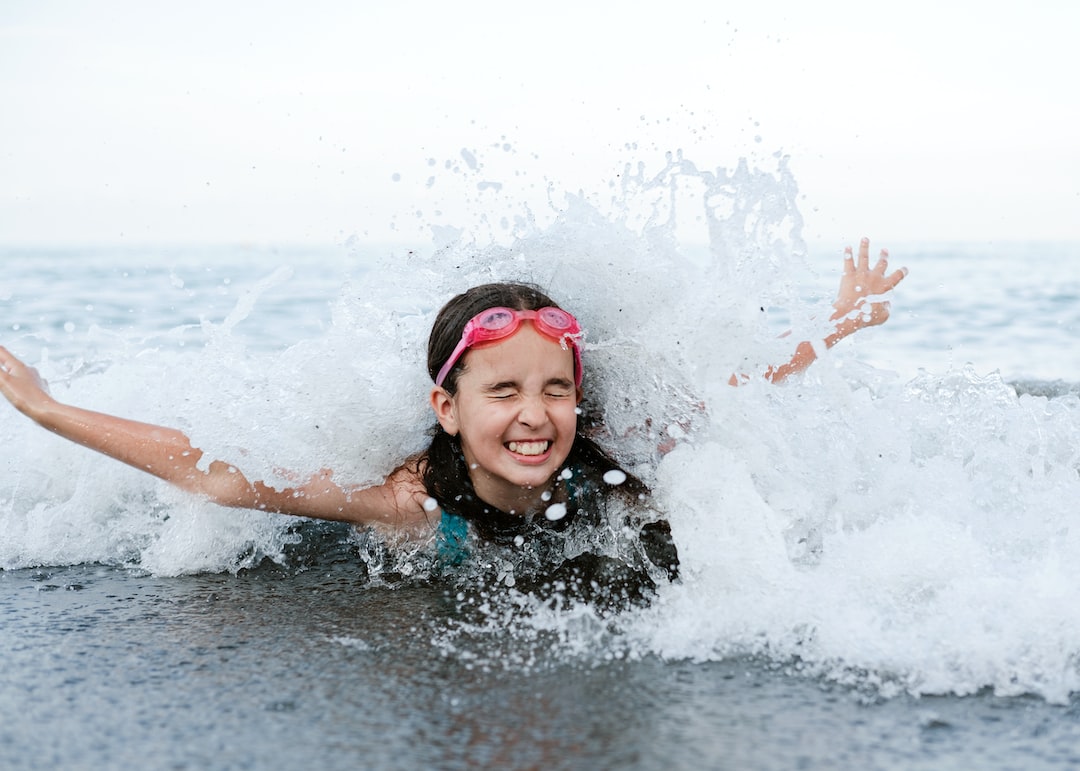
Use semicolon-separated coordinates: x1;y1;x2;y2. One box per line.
733;238;907;384
0;346;429;529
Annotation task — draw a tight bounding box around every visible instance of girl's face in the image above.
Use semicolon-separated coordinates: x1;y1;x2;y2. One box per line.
430;324;581;515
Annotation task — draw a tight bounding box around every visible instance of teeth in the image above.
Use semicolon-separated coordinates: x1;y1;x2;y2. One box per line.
507;441;549;456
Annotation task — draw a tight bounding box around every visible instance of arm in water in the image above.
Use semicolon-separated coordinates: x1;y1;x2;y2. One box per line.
732;238;908;385
0;347;430;529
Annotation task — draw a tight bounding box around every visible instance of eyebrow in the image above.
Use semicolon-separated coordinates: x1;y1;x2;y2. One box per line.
481;377;575;392
482;380;519;392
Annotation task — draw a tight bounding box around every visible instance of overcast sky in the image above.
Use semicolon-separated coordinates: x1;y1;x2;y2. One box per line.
2;0;1078;248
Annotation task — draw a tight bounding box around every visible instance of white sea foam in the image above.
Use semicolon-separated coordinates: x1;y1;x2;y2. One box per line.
2;149;1080;702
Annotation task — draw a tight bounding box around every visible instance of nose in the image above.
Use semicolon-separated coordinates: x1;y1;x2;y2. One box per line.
516;394;548;428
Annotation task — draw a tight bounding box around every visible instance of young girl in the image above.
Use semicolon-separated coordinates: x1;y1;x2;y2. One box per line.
0;239;905;588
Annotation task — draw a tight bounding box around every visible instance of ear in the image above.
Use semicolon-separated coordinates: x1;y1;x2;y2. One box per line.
430;386;459;436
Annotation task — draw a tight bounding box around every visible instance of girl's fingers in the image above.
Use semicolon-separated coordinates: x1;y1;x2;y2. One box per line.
0;349;22;376
887;266;909;289
843;245;855;272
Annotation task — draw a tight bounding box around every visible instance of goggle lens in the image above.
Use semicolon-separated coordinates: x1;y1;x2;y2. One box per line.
536;307;575;332
477;309;517;331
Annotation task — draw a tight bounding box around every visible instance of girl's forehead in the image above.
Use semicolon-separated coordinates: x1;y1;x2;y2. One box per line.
464;326;575;376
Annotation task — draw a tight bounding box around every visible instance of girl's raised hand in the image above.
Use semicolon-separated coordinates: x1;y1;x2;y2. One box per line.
0;346;55;420
745;238;908;384
831;237;907;328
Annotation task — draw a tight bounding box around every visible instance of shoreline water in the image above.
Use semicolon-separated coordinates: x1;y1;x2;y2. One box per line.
3;561;1080;771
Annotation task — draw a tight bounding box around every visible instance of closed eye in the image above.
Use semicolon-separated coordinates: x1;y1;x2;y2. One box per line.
545;378;575;398
481;379;574;398
483;381;519;399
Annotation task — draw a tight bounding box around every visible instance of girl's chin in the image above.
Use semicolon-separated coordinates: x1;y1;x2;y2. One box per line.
481;465;562;501
466;449;572;503
505;468;557;490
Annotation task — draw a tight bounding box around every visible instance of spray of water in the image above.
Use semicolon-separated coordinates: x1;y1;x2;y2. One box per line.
3;145;1079;703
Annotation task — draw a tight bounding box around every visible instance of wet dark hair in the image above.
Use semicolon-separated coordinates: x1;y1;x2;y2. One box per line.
421;282;649;541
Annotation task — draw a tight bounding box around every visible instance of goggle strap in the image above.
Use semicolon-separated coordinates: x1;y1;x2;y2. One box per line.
435;336;471;387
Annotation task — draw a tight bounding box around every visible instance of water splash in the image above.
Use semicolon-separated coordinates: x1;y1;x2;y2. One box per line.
3;148;1080;704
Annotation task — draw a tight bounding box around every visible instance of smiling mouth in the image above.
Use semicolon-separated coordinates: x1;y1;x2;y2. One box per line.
506;440;551;457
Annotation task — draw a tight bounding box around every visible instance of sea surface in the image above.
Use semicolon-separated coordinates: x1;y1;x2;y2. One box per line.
3;160;1080;769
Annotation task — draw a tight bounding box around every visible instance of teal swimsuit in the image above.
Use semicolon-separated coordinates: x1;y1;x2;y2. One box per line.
427;462;673;578
434;468;592;567
433;475;679;582
436;509;471;566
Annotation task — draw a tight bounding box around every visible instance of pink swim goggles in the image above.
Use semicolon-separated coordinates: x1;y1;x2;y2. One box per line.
435;306;584;388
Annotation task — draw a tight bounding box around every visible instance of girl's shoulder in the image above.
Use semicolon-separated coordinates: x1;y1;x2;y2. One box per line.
337;457;433;532
387;456;435;527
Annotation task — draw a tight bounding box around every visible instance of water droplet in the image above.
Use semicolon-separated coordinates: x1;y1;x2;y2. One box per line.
603;469;627;486
545;503;567;521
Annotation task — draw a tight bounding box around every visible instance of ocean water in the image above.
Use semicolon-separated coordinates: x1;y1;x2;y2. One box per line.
3;155;1080;769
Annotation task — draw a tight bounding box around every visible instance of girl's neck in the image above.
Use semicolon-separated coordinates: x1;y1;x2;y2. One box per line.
470;471;567;519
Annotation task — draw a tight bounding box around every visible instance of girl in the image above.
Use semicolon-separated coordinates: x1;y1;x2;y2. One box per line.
0;240;905;586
